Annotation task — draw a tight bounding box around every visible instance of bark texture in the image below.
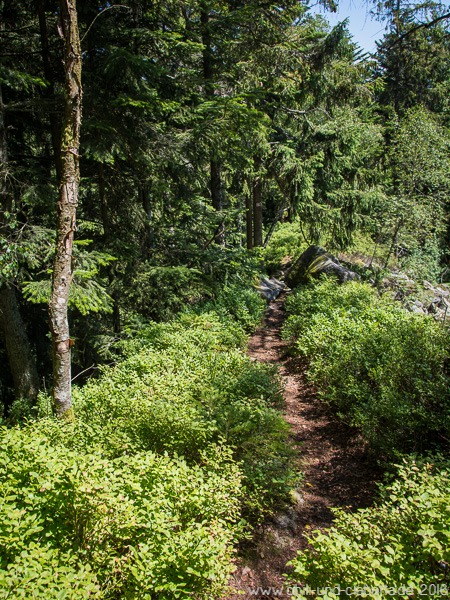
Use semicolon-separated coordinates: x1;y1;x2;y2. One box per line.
246;190;253;250
48;0;82;419
0;288;39;401
0;80;39;403
252;157;263;247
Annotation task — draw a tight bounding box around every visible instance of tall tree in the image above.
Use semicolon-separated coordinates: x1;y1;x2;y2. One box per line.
48;0;82;418
0;78;39;404
374;0;450;117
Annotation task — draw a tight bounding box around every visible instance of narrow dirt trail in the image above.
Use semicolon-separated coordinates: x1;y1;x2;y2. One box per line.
225;294;381;599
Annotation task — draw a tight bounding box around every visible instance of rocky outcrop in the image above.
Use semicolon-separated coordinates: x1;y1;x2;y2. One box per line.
384;273;450;321
285;245;359;288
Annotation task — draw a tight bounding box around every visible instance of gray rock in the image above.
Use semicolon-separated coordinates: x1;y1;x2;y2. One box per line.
272;509;298;534
410;304;425;314
256;285;278;301
271;277;287;289
256;277;286;301
285;245;359;288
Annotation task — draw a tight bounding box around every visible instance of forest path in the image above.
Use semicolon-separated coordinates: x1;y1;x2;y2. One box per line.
224;294;381;599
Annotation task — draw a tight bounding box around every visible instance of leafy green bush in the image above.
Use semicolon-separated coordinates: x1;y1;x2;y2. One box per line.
1;289;296;597
197;284;266;332
38;311;296;521
283;279;450;455
400;236;443;283
123;247;265;324
0;426;241;599
263;221;307;274
289;459;450;595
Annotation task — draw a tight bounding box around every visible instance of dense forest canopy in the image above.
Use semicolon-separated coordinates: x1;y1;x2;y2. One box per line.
0;0;449;412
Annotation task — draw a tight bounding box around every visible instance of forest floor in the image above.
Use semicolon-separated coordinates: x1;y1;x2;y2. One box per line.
224;294;382;599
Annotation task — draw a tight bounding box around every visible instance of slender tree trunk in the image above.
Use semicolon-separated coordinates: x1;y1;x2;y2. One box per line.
0;83;39;402
37;0;62;179
384;219;402;269
0;288;39;402
48;0;82;419
201;7;225;244
263;202;286;248
253;157;263;247
246;190;253;250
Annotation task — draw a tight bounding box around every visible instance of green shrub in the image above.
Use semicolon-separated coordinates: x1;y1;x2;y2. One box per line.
400;237;443;283
1;290;297;597
0;426;241;599
39;311;296;521
197;285;266;332
123;247;265;324
283;279;450;455
263;221;308;274
289;459;450;596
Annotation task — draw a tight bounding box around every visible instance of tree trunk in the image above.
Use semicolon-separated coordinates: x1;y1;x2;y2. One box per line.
201;8;225;244
246;190;253;250
0;288;39;402
263;202;286;248
37;0;62;179
0;81;39;403
48;0;82;419
384;218;402;269
253;157;263;247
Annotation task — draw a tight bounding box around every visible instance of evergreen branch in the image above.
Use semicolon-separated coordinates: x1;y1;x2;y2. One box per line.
281;106;332;119
388;12;450;47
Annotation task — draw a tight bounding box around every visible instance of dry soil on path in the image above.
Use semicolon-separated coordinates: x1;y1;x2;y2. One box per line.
224;294;381;599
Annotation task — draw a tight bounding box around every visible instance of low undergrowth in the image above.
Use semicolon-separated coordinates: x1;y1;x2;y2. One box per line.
285;278;450;593
0;286;297;599
283;278;450;457
290;458;450;595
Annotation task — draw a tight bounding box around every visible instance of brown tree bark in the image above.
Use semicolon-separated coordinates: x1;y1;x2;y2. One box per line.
201;7;225;244
252;157;263;247
0;82;39;402
48;0;82;419
246;190;253;250
0;288;39;402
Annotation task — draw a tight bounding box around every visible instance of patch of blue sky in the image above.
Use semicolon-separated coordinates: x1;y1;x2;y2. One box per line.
310;0;388;53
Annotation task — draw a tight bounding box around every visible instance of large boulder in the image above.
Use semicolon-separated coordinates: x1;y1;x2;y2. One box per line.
285;245;359;288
